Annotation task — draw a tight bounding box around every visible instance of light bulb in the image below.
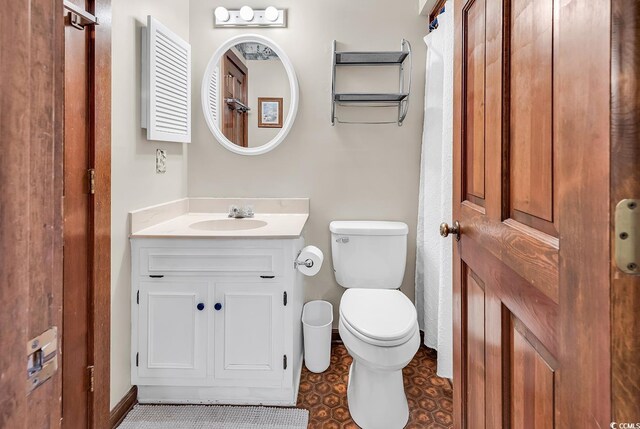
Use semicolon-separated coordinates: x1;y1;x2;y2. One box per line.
264;6;279;22
239;6;254;21
214;6;230;22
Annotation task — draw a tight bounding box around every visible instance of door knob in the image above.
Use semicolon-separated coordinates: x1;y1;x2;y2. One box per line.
197;303;205;311
440;221;461;241
214;303;223;311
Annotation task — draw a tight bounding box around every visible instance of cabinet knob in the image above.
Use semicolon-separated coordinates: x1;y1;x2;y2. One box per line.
214;303;223;311
197;303;205;311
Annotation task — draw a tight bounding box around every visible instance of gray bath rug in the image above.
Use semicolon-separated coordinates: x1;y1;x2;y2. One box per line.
117;405;309;429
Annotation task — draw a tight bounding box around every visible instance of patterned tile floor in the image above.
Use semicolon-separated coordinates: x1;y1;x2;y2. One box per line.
296;343;453;429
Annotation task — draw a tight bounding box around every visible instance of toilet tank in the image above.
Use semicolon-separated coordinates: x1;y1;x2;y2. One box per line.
330;221;408;289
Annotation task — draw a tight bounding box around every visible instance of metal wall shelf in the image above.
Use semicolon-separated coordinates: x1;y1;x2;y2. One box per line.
335;51;409;65
331;39;412;125
334;93;409;103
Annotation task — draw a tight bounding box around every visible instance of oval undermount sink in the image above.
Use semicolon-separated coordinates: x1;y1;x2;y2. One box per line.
189;219;268;231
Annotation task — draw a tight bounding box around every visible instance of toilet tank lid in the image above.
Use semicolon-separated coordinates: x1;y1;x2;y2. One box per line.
329;221;408;236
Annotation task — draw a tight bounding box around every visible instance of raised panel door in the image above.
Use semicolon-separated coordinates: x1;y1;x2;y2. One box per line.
137;279;209;383
452;0;611;427
213;279;284;386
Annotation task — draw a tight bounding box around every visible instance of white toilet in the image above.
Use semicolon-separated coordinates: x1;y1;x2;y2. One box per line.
330;221;420;429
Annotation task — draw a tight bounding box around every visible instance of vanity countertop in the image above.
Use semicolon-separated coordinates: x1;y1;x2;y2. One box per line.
130;198;309;239
131;213;308;238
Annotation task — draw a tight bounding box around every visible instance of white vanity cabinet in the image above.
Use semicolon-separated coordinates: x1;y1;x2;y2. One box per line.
131;237;305;405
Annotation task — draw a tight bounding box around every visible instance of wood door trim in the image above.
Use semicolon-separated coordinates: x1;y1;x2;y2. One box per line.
63;13;92;425
88;0;112;427
452;0;465;425
62;2;112;427
62;1;111;426
429;0;447;24
611;0;640;420
225;48;248;76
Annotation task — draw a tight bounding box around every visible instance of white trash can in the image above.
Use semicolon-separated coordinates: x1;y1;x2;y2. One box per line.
302;300;333;373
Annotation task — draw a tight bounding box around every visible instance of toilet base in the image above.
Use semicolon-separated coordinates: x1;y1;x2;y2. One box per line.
346;359;409;429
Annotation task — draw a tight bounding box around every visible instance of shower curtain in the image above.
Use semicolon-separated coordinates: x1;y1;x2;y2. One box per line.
415;0;454;379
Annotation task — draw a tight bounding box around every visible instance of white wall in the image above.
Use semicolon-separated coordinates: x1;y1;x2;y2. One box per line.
189;0;427;326
247;59;290;147
110;0;190;409
419;0;440;16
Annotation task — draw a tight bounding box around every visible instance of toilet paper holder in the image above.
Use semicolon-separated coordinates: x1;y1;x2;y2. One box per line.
294;250;314;269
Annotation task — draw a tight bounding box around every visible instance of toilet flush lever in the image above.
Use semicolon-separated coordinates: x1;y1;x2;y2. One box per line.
336;237;349;243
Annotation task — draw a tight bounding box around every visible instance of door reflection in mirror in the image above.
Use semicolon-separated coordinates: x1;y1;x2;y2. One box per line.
217;43;290;148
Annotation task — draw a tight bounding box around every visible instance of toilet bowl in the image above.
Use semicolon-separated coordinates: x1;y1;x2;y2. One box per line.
329;221;419;429
339;289;420;429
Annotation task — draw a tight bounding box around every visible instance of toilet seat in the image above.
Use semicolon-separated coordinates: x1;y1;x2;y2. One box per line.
340;289;418;347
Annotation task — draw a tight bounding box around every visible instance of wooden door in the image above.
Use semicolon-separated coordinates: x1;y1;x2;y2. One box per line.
213;279;284;385
450;0;612;427
2;1;110;427
0;0;64;428
63;3;92;426
136;279;209;383
222;50;248;147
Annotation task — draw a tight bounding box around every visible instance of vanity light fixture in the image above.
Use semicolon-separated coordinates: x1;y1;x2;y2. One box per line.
239;6;254;21
264;6;279;22
213;6;287;28
214;6;230;22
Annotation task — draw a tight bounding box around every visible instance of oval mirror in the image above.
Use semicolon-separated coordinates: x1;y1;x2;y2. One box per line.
201;34;299;155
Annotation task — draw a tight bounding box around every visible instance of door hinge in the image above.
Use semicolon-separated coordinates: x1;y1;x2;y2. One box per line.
88;168;95;194
136;353;139;367
283;355;287;370
87;365;95;392
136;290;139;304
615;199;640;274
283;291;288;306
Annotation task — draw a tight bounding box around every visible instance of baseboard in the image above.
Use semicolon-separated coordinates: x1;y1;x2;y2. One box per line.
137;385;297;406
109;386;138;429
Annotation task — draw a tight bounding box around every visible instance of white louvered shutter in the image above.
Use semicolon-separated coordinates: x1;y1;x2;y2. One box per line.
141;16;191;143
207;66;220;126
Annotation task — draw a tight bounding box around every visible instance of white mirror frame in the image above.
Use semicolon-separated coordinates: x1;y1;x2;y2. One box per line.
201;34;299;156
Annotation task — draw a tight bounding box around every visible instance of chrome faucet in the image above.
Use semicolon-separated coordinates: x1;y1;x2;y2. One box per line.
228;205;254;218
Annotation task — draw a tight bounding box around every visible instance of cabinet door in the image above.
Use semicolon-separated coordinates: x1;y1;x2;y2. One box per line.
137;279;209;383
213;279;285;386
